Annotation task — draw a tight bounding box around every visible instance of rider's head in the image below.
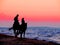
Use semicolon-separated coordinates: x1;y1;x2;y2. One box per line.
16;14;19;17
22;18;24;20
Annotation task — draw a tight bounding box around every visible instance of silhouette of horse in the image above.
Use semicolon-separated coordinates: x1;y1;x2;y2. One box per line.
9;23;27;38
19;23;27;38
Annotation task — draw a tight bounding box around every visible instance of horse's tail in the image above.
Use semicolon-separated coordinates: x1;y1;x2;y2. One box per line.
9;27;13;30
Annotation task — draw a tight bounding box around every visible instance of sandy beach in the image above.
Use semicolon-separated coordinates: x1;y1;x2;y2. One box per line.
0;34;59;45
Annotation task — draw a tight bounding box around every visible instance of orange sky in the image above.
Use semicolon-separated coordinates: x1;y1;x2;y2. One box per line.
0;0;60;27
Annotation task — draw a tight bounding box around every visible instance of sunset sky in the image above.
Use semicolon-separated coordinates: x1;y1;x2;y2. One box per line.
0;0;60;27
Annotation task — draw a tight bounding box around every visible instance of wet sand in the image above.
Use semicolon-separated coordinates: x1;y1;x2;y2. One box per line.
0;34;59;45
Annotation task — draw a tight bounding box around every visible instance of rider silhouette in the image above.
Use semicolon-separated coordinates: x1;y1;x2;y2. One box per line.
21;18;25;24
13;14;19;29
21;18;26;30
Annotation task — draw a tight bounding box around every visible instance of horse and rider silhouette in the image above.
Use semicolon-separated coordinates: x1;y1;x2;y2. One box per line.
9;14;27;38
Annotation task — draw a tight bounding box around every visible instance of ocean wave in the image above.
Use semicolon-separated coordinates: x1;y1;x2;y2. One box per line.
0;27;60;44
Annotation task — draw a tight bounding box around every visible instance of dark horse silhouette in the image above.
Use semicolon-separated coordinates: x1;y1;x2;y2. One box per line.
9;14;27;38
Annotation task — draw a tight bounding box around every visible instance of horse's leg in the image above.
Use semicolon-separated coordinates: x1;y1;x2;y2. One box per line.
14;29;15;35
23;31;25;38
14;29;17;37
20;32;22;38
17;30;19;35
16;30;18;37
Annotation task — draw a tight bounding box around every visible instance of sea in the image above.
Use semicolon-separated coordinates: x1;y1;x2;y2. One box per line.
0;27;60;44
